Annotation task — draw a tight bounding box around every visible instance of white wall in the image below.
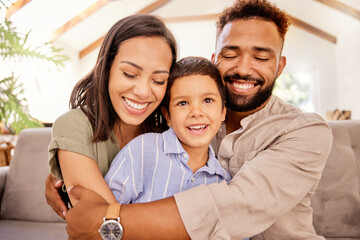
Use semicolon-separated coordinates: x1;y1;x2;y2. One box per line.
283;26;338;117
336;20;360;119
27;40;80;123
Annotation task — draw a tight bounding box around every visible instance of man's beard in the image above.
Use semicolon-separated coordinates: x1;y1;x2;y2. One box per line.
224;73;275;112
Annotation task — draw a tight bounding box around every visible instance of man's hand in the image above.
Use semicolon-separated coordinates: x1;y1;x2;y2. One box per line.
45;174;67;219
66;186;108;240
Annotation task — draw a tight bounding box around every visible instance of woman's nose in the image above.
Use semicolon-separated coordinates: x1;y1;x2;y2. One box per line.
133;78;151;99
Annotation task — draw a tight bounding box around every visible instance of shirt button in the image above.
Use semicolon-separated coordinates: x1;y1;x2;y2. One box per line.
183;153;188;158
222;160;227;166
191;177;195;182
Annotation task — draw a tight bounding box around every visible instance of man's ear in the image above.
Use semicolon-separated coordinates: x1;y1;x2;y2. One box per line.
277;56;287;77
211;53;216;63
161;106;171;127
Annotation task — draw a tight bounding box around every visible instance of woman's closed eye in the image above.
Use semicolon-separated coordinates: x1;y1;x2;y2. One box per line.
153;79;166;85
123;72;137;79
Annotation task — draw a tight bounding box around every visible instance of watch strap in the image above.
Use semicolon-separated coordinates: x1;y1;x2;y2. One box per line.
105;203;121;220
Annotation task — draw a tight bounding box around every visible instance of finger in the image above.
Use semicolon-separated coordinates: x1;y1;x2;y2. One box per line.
45;175;67;219
55;180;63;188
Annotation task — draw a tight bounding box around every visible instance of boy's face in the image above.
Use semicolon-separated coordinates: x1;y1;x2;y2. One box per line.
162;74;226;154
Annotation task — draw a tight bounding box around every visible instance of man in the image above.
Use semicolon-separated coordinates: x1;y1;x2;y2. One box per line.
46;0;333;239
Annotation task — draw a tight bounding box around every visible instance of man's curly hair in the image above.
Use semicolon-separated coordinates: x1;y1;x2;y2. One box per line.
217;0;290;41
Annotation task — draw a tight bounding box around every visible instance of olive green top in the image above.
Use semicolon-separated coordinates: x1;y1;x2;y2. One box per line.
48;109;120;180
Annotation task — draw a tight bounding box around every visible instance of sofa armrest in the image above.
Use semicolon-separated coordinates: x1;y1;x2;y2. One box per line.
0;166;9;205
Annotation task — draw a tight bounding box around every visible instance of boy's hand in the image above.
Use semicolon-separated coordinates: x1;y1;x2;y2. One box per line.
45;174;67;219
66;186;108;240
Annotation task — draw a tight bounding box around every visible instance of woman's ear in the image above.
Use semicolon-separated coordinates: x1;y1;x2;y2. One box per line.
161;107;171;127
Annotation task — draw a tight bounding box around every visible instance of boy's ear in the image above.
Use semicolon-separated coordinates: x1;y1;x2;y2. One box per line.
161;106;171;127
221;105;227;122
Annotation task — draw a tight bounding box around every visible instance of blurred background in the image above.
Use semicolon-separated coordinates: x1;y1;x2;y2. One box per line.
1;0;359;128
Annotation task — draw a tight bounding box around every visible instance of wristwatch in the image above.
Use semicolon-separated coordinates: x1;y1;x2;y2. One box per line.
99;203;123;240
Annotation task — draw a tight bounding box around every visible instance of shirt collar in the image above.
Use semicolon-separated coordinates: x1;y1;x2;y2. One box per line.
163;128;225;176
163;127;186;154
241;95;277;128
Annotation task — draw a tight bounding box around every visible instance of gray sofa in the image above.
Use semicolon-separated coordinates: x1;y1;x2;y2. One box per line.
0;121;359;240
0;128;67;240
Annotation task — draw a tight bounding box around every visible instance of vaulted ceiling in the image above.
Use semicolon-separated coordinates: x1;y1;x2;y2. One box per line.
2;0;360;59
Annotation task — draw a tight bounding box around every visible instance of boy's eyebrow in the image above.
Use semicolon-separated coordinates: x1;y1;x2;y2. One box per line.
120;60;169;74
171;92;220;101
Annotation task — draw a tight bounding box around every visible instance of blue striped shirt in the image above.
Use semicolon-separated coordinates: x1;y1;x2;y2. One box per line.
105;127;231;204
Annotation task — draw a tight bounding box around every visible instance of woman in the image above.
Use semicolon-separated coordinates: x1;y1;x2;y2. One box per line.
46;14;177;212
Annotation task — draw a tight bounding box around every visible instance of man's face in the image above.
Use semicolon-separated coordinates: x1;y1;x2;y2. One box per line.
213;19;286;112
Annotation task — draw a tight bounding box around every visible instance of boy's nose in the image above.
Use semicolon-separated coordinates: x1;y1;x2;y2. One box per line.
189;103;203;117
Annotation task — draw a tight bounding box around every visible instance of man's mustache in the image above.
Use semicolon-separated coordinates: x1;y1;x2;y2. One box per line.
224;74;264;85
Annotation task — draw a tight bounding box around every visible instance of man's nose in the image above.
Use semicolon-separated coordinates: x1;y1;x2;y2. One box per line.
234;55;254;77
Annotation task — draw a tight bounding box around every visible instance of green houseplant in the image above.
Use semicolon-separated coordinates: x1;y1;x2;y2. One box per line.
0;20;68;134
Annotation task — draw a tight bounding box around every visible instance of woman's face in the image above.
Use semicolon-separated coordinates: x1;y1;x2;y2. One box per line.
109;36;172;128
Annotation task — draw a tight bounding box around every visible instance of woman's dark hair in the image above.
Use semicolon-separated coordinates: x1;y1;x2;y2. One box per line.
162;56;226;111
69;14;177;142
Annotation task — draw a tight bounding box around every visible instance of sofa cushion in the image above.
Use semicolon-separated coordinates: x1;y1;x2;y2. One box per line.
0;128;63;223
312;120;360;238
0;220;67;239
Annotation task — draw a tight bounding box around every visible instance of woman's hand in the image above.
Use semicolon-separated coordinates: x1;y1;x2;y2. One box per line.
45;174;67;219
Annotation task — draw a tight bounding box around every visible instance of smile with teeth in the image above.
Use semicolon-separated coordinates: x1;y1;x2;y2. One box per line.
233;82;255;89
188;125;207;130
124;97;150;110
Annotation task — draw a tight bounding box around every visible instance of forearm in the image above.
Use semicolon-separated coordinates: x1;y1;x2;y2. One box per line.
66;186;189;240
121;197;189;240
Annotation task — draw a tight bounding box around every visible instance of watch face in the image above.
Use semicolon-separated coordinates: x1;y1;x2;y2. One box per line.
99;220;123;240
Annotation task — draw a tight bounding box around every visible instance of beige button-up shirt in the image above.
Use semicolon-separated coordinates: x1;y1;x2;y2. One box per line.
174;96;333;239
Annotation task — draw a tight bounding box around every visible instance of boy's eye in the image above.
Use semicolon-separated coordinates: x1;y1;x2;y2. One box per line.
204;98;214;103
123;72;136;79
177;101;187;106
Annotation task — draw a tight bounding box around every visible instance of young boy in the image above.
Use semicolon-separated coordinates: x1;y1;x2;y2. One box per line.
104;56;230;203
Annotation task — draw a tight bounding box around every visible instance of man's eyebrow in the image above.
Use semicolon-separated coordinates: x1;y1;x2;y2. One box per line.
220;46;240;53
119;61;169;74
253;47;275;55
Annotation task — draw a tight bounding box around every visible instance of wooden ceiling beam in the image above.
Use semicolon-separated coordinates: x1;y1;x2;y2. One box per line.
314;0;360;21
79;0;170;59
5;0;31;19
163;13;218;23
288;15;337;44
51;0;110;41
